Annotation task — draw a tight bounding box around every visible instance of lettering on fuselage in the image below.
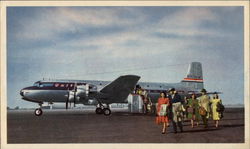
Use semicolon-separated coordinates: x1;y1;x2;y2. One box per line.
31;81;94;90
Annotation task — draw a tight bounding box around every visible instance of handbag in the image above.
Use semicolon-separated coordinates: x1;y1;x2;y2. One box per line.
159;104;168;116
199;107;207;116
216;102;225;112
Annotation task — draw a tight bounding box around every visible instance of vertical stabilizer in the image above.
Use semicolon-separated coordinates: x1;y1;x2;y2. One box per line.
181;62;204;90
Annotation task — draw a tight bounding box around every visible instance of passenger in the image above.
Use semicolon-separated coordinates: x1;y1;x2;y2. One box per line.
156;92;170;134
183;96;188;120
169;88;184;133
198;89;210;128
211;93;223;128
135;85;141;94
147;97;153;114
138;88;143;95
143;95;149;114
187;94;201;128
166;90;173;121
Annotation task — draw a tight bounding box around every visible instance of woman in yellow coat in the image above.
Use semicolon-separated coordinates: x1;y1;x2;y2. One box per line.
211;93;222;128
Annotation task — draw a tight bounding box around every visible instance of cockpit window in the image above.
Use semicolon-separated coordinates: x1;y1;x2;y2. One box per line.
33;82;40;87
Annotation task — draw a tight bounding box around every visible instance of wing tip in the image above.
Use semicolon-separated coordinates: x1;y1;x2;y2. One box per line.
121;74;141;79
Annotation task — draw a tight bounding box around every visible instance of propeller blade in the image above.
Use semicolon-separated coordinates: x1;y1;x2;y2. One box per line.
66;90;69;110
74;82;77;107
66;99;68;109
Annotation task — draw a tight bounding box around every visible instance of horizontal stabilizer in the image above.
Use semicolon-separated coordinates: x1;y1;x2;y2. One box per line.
100;75;140;103
207;92;223;95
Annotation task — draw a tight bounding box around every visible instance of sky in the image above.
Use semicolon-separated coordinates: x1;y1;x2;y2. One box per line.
7;6;244;108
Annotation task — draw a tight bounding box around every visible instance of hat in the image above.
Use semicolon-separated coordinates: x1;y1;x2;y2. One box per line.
170;88;175;92
201;88;207;93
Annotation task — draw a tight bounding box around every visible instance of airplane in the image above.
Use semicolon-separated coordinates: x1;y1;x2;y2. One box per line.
20;62;218;116
20;75;141;116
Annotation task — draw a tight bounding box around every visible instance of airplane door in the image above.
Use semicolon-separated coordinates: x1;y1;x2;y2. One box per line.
128;94;143;113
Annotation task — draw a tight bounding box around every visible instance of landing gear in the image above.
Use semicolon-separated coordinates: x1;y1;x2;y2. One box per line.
34;108;43;116
34;103;43;116
103;108;111;116
95;107;103;114
95;103;111;116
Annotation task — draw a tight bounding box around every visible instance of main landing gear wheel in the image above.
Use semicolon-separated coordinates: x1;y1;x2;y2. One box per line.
103;108;111;116
34;108;43;116
95;107;103;114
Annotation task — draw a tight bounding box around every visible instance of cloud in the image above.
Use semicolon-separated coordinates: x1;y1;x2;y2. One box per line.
153;7;233;39
161;7;218;27
14;7;147;41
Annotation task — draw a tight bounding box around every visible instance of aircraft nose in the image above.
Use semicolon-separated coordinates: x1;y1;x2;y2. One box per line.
20;89;24;96
20;89;25;97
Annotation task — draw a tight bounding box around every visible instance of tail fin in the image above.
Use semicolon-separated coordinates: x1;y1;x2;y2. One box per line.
181;62;204;90
100;75;140;103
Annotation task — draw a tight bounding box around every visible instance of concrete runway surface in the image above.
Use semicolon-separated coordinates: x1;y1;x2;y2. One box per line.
7;108;244;143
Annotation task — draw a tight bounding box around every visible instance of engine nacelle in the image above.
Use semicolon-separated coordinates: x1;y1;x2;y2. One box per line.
76;84;89;97
76;84;97;97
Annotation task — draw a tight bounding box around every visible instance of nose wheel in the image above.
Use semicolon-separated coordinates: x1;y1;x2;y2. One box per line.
34;108;43;116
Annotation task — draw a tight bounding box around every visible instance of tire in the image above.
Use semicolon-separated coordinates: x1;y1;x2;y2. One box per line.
103;108;111;116
34;108;43;116
95;107;103;114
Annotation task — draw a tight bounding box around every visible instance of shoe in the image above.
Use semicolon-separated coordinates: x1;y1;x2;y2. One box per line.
162;131;166;134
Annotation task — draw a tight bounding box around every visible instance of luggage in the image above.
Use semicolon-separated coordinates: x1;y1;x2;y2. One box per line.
199;107;207;116
159;104;168;116
216;102;225;112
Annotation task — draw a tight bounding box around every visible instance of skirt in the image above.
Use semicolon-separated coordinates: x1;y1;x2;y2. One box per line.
156;116;169;124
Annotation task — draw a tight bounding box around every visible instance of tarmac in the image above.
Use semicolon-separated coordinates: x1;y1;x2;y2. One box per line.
7;108;244;143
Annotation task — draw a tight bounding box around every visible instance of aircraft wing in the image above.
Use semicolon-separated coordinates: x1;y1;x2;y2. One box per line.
99;75;140;103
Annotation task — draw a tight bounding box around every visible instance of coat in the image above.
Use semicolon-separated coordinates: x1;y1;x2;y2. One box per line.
211;98;222;120
198;94;210;118
156;97;169;124
187;98;201;120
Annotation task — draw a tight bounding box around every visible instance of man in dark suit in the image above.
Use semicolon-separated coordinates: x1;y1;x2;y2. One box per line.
169;88;184;133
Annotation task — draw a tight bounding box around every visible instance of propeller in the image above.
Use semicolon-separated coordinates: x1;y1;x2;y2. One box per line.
66;97;69;109
66;83;77;109
73;82;77;107
66;88;69;110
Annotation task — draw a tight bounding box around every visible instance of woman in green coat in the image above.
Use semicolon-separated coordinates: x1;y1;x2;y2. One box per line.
187;94;201;128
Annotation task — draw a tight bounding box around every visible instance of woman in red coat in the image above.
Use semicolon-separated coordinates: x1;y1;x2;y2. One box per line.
156;92;170;134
